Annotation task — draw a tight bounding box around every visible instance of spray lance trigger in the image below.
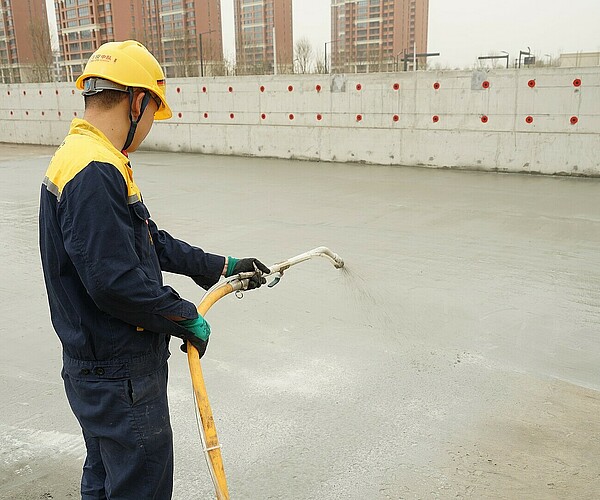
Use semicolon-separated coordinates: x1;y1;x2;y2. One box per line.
268;272;283;288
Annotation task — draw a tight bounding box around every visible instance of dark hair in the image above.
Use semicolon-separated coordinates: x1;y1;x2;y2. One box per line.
84;89;128;110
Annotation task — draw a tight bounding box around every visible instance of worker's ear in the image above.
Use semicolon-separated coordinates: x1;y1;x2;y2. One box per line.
131;91;147;121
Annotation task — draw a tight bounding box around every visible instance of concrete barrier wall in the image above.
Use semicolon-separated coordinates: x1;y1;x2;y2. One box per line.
1;68;599;176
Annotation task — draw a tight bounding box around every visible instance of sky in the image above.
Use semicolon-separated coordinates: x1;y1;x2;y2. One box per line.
47;0;600;69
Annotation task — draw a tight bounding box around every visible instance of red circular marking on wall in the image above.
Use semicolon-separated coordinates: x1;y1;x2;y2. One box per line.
228;86;233;93
525;115;534;124
528;79;536;88
176;87;181;93
482;81;490;89
178;112;182;118
289;113;295;120
356;114;363;122
573;79;581;87
203;112;209;119
393;114;399;122
230;113;235;119
202;86;207;93
393;83;400;91
570;116;579;125
356;84;362;91
288;85;294;92
481;115;489;123
316;114;322;121
315;84;322;92
260;85;265;92
432;115;440;123
433;82;440;90
261;113;266;120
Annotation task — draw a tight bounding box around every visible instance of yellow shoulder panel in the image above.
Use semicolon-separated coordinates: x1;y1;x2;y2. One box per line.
44;133;141;203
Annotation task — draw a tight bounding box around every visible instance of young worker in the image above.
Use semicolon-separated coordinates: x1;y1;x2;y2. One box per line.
39;40;269;499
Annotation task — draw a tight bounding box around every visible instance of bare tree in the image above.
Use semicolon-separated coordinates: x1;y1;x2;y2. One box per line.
211;52;235;76
314;49;326;74
29;19;53;82
294;37;313;74
171;28;198;77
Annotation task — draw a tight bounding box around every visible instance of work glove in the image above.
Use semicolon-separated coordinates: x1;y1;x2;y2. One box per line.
225;257;270;290
177;315;210;358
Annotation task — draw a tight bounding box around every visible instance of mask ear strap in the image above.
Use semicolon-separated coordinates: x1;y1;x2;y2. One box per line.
122;89;151;153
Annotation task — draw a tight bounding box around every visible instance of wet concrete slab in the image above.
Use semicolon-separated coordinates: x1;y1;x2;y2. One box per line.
1;143;600;499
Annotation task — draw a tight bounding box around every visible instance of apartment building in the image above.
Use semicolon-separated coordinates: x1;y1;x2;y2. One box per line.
54;0;223;81
0;0;52;83
331;0;429;73
150;0;223;77
234;0;293;75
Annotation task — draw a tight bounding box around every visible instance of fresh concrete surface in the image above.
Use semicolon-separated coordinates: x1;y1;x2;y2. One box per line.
1;144;599;499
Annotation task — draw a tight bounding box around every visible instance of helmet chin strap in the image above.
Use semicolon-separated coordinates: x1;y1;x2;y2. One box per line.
122;88;151;153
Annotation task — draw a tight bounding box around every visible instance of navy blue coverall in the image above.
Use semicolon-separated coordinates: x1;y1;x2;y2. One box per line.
39;119;225;499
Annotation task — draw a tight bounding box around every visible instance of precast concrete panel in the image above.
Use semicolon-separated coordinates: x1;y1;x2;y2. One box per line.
1;68;599;176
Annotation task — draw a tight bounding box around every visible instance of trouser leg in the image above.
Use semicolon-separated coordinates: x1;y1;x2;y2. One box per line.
81;432;107;500
63;363;174;500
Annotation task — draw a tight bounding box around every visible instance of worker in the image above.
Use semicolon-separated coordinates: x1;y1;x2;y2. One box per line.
38;40;269;499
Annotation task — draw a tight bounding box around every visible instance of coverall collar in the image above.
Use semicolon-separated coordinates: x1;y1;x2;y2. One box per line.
68;118;130;166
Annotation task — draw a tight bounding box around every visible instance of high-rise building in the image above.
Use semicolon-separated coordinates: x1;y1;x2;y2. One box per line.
331;0;429;73
0;0;52;83
143;0;223;78
234;0;293;75
54;0;223;81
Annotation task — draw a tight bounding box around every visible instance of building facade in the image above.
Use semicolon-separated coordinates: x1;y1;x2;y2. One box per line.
0;0;52;83
234;0;293;75
331;0;429;73
54;0;223;81
145;0;223;78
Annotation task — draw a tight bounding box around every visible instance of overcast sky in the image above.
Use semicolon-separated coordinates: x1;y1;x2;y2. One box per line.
48;0;600;68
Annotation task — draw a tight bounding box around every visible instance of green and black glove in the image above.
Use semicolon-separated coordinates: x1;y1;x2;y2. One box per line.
178;315;210;358
226;257;270;290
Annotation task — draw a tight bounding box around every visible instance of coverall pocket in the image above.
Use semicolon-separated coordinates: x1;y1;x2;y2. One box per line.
130;201;152;260
124;364;168;407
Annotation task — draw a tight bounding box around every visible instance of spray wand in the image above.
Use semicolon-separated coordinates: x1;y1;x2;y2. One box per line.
186;247;344;500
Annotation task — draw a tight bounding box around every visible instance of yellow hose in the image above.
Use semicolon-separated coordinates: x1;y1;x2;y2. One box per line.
186;282;234;500
184;247;344;499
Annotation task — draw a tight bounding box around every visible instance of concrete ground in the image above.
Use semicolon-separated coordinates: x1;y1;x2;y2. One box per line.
1;143;599;500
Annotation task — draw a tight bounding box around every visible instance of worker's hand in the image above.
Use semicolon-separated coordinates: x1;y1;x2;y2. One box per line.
177;315;210;358
226;257;270;290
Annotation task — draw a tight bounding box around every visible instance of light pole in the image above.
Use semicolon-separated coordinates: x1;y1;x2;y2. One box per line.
478;51;509;69
394;51;404;72
518;46;532;68
401;51;440;71
199;29;215;77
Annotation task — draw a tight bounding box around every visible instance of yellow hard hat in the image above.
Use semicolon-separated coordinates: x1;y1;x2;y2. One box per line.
76;40;172;120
